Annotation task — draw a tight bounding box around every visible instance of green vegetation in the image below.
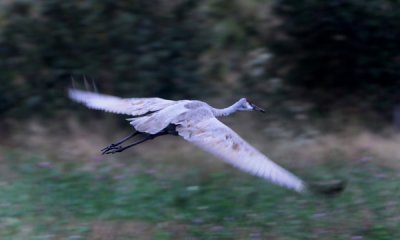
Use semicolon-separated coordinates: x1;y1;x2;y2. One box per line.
1;148;399;239
2;0;400;120
0;0;207;117
269;0;400;114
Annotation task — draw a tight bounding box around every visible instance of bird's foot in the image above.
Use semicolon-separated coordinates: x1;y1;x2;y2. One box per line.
101;144;123;154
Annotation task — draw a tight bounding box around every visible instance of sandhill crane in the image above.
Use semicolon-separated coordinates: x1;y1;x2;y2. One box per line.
68;88;344;194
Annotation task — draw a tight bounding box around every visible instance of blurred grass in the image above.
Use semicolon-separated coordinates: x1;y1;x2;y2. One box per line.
1;147;399;240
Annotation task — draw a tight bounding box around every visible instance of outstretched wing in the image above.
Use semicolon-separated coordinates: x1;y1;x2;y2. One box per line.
176;117;306;192
68;89;176;116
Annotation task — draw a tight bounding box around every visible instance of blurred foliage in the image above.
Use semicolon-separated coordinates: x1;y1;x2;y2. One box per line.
0;0;208;117
0;0;276;119
268;0;400;115
1;0;400;120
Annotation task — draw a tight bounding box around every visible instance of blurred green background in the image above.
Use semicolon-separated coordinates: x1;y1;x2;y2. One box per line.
1;0;400;239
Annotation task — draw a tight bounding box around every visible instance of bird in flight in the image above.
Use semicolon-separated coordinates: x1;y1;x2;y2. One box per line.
69;88;338;194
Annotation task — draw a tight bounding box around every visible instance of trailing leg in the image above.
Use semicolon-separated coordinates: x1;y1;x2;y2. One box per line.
102;131;169;154
101;131;139;154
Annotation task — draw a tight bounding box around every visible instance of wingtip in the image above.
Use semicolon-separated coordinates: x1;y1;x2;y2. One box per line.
91;78;98;92
67;88;79;102
291;181;308;194
67;88;88;103
71;75;76;89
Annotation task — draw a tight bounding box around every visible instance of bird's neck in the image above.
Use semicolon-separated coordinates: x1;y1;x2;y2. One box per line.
213;101;241;117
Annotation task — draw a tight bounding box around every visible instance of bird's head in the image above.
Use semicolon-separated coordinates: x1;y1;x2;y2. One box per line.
237;98;265;113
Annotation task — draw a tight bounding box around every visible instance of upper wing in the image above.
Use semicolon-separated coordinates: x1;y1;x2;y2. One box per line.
176;117;306;192
68;89;176;116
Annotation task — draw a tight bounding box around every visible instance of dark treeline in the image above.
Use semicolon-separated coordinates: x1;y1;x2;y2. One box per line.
1;0;399;121
269;0;400;117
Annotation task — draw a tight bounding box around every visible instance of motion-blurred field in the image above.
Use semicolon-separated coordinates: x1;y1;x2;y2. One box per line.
1;119;400;240
2;0;400;239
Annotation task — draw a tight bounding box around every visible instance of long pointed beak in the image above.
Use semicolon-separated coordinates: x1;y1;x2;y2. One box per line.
250;103;265;113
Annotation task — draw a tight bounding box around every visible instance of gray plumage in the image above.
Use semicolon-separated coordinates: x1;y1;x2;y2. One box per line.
69;89;306;193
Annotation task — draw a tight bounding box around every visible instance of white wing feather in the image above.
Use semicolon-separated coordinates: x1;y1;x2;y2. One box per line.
68;89;175;116
177;117;306;192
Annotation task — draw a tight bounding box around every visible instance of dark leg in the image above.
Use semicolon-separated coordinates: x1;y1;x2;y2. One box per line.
102;131;169;155
101;131;139;153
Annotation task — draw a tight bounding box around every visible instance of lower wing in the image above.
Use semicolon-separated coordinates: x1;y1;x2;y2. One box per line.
176;117;306;192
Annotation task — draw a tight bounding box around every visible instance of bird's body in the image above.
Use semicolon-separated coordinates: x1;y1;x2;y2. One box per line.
69;89;306;193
